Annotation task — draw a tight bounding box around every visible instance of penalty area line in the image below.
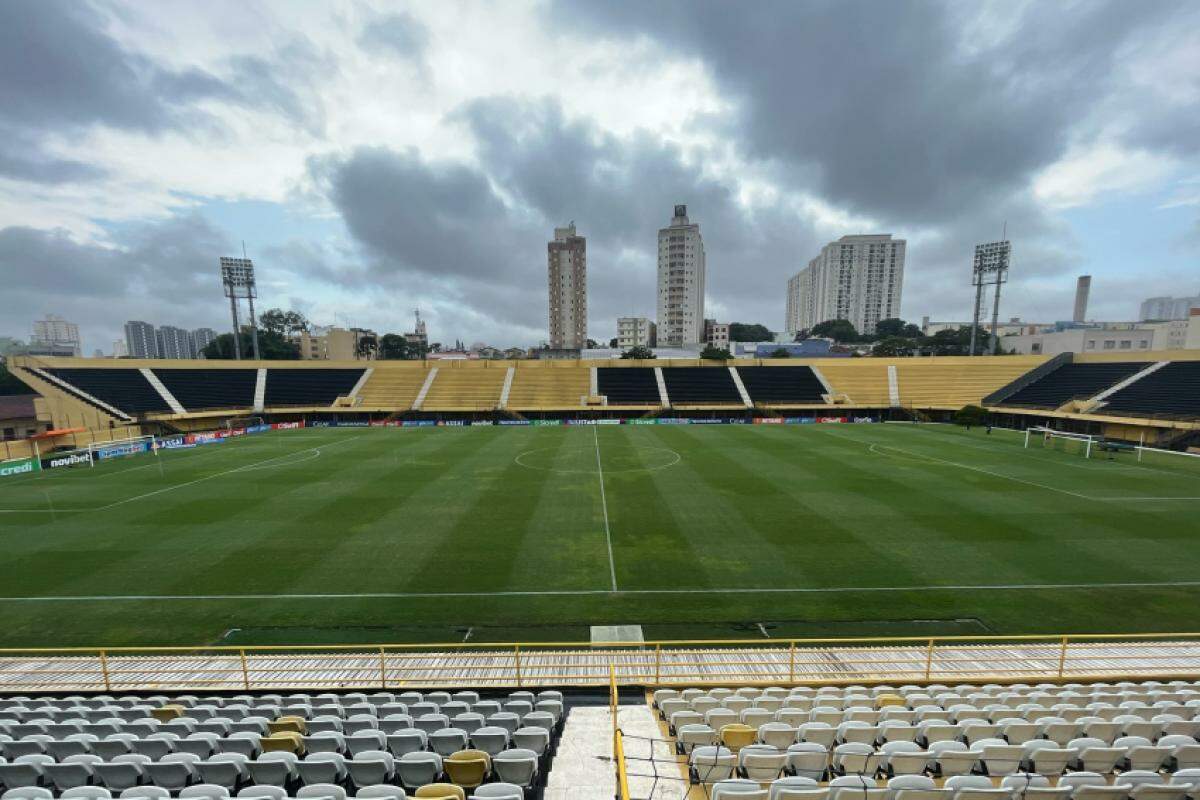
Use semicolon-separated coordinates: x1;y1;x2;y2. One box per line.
3;579;1200;602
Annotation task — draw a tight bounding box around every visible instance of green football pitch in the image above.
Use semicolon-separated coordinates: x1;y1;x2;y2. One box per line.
0;422;1197;648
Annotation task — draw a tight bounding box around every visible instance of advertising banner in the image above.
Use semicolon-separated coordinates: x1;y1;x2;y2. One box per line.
499;420;531;426
531;420;562;426
336;421;371;427
310;421;334;428
245;424;271;434
402;420;437;427
784;417;809;424
272;421;305;430
626;419;656;425
469;420;495;426
727;418;748;424
42;450;93;470
817;416;847;424
853;417;876;424
754;417;785;425
437;420;467;427
95;441;151;460
656;418;691;425
188;431;224;444
158;436;199;450
0;456;40;479
690;418;725;425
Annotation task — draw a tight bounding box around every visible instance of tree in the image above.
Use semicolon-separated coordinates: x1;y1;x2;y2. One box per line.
729;322;773;342
355;333;378;360
258;308;310;337
875;318;922;339
873;336;916;357
810;319;859;343
608;337;618;348
377;333;408;360
954;404;988;428
769;347;791;358
621;345;656;360
201;330;299;360
699;344;733;361
586;338;600;349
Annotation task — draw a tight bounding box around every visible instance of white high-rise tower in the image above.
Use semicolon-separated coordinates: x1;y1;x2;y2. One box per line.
657;205;706;346
786;234;905;335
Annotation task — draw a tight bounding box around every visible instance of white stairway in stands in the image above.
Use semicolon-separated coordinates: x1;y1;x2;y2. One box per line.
140;368;186;415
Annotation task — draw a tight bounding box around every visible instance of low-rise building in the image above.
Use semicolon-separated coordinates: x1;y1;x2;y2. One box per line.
617;317;657;349
704;319;730;350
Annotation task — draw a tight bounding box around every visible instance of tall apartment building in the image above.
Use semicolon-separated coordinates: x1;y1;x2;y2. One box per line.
156;325;194;359
1140;295;1200;321
1073;276;1091;323
124;320;159;358
31;314;81;356
191;328;217;357
657;205;706;346
785;234;905;335
547;223;587;350
617;317;656;349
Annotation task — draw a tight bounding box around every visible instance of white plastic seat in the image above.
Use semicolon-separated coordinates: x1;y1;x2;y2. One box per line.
396;752;442;789
346;731;387;757
296;784;348;800
1059;772;1129;800
510;727;550;757
799;724;838;750
347;749;395;787
785;743;828;781
1116;736;1172;771
880;741;928;776
1022;740;1075;775
303;732;347;755
196;753;249;790
828;775;888;800
236;787;286;800
740;748;788;781
469;727;509;757
1068;737;1125;773
712;778;768;800
760;723;798;751
429;728;469;757
979;742;1024;775
385;730;427;757
354;787;406;800
471;783;521;800
178;785;230;800
245;752;298;787
119;789;170;800
94;755;151;791
44;754;103;791
888;775;951;800
1;788;54;800
144;752;201;792
492;748;538;789
297;752;348;785
832;742;880;776
0;755;54;788
692;745;737;784
930;741;978;777
60;788;112;800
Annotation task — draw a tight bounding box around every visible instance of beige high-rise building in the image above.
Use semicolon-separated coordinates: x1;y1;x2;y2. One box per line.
786;234;905;335
657;205;706;346
617;317;656;349
547;223;587;350
33;314;82;356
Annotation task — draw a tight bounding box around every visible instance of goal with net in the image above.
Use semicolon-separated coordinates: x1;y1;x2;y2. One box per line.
1024;426;1097;458
224;416;266;431
88;434;158;462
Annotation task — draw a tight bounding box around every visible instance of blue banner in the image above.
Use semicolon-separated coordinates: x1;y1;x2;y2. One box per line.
95;441;151;460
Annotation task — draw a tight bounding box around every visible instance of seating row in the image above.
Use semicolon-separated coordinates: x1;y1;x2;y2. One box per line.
0;781;524;800
0;689;562;711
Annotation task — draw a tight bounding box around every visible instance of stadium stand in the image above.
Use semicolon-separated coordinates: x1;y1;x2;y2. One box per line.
0;690;563;798
661;367;743;406
895;357;1045;409
504;366;590;410
263;370;366;408
1098;362;1200;420
737;366;828;405
43;369;171;416
154;369;258;413
817;363;891;407
653;679;1200;792
596;367;660;405
998;363;1146;409
355;367;430;410
420;367;507;411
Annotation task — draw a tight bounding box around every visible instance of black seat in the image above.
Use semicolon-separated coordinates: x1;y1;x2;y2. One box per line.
660;367;741;404
597;367;660;404
736;366;826;404
1098;361;1200;419
45;369;170;415
154;369;258;411
264;369;365;406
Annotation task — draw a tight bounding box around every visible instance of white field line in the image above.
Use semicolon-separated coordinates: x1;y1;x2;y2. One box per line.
1;579;1199;602
0;434;368;514
593;425;618;592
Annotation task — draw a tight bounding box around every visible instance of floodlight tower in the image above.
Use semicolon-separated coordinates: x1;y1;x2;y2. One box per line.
970;240;1011;356
219;255;261;360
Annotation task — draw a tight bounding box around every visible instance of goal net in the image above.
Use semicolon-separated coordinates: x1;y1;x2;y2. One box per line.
1024;426;1096;458
87;434;158;462
224;416;265;431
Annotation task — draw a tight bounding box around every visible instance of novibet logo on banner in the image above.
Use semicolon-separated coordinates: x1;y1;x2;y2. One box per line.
0;457;39;479
44;450;93;470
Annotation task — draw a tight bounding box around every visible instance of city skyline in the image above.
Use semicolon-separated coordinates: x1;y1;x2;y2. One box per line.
1;2;1198;355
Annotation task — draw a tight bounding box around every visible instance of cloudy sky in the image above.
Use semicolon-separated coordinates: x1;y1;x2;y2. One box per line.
1;0;1198;354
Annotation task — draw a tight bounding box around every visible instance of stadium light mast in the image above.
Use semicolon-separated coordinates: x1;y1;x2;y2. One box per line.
220;254;261;360
970;239;1011;356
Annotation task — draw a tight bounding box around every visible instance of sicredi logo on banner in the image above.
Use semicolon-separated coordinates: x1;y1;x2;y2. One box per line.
0;457;38;478
45;451;93;469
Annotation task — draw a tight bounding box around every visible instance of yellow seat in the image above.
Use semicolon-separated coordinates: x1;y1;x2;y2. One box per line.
720;723;757;753
876;693;905;709
268;716;307;735
151;704;185;722
260;732;304;754
443;749;491;789
414;784;466;800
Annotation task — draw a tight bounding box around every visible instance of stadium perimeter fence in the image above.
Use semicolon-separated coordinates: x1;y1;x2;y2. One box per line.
1;633;1199;694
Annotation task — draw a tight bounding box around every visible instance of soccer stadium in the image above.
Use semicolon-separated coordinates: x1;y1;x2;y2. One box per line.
1;353;1199;800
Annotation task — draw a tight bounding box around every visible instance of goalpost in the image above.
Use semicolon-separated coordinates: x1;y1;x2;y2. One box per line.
224;416;265;431
1024;426;1096;458
87;434;159;462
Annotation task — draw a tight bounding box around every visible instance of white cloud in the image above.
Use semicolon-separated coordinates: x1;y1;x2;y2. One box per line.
1033;142;1177;209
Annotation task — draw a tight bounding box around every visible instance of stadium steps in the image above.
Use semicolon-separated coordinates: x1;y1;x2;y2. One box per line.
23;365;134;423
44;368;171;416
992;361;1148;411
736;366;827;406
894;357;1046;409
816;363;891;407
140;368;186;415
984;352;1073;405
263;368;367;408
506;366;590;411
1093;360;1200;420
356;366;432;410
420;366;507;411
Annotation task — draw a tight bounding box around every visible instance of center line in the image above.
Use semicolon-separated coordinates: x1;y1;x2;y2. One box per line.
593;425;618;591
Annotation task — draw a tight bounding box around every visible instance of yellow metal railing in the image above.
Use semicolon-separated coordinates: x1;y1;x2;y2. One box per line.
0;632;1198;693
611;666;631;800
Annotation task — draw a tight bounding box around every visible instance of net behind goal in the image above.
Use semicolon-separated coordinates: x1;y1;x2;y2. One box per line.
224;416;265;431
1024;426;1096;458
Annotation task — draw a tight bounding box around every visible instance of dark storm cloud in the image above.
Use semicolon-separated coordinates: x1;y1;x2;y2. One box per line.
559;0;1185;226
0;214;234;352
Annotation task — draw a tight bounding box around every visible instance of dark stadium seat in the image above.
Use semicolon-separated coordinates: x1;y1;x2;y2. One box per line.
596;367;660;404
1000;362;1145;409
661;367;742;404
1098;361;1200;419
45;369;170;415
736;366;826;404
154;369;258;411
264;369;365;406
